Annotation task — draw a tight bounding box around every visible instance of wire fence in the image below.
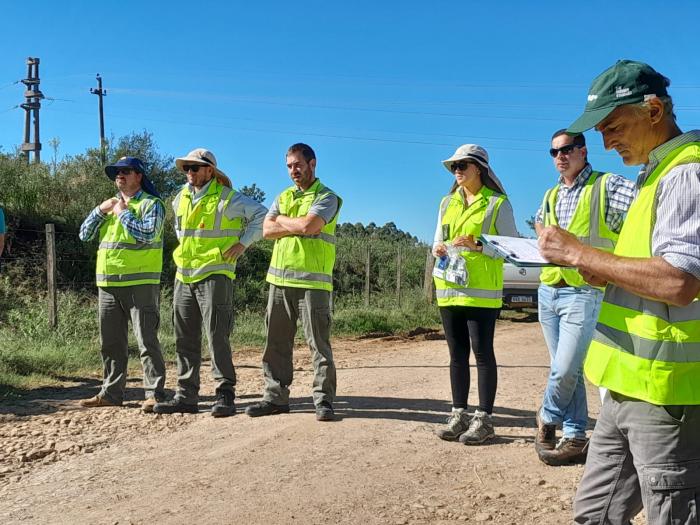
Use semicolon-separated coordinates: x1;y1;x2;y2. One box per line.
1;225;436;327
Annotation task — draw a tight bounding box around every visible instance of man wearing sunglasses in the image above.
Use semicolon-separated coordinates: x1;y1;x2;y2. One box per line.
78;157;167;413
540;59;700;524
246;143;342;422
533;129;635;466
153;148;266;417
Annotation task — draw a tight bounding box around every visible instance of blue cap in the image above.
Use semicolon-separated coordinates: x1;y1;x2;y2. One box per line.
104;157;160;198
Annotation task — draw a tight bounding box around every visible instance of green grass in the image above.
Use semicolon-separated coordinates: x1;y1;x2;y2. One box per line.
0;286;439;397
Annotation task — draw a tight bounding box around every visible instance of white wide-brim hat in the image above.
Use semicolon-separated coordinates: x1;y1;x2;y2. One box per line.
175;148;231;188
442;144;506;194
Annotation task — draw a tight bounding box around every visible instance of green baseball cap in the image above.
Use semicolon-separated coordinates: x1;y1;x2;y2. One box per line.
568;60;669;133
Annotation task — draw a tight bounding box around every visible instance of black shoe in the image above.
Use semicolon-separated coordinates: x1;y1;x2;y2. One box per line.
211;390;236;418
245;401;290;418
315;401;335;422
153;398;199;414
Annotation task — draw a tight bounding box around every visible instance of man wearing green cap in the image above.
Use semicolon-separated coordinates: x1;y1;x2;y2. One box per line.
539;60;700;523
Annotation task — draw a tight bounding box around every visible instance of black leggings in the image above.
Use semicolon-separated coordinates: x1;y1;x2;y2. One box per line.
439;306;500;414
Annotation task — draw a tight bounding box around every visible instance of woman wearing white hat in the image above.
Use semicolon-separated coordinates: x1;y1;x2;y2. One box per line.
433;144;519;445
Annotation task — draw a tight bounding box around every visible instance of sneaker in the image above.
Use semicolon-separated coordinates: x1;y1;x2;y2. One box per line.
245;401;291;418
152;398;199;414
315;401;335;421
535;406;556;452
80;395;121;408
435;408;470;441
211;390;236;418
538;437;589;466
459;410;496;445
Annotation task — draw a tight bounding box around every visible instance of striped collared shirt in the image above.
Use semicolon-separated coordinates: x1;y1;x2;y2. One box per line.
79;190;165;244
535;164;636;233
639;130;700;279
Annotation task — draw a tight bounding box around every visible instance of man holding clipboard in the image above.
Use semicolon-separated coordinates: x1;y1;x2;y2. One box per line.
533;129;635;466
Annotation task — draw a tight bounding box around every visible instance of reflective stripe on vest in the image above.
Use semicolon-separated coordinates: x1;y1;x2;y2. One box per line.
435;288;502;300
433;187;506;308
95;194;163;287
172;183;243;283
267;267;334;284
98;241;164;250
540;172;617;287
266;179;341;292
585;142;700;405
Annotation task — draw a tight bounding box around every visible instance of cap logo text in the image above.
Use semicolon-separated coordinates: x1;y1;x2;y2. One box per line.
615;86;632;98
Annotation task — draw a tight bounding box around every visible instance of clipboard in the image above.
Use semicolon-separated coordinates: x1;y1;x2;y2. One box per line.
479;234;563;267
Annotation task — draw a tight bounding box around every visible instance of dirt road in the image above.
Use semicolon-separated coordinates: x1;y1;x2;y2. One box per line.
1;320;610;524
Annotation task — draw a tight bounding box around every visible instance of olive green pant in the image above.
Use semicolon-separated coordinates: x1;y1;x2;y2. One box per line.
262;285;336;407
173;275;236;404
98;284;166;403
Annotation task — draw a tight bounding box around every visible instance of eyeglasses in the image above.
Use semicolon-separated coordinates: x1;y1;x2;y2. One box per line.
182;164;206;173
450;160;472;173
115;168;135;175
549;144;580;158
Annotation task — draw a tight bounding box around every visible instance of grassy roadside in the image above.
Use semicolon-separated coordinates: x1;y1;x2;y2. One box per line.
0;287;440;397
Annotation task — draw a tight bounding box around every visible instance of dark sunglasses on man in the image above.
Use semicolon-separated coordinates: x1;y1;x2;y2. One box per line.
549;144;580;158
182;164;206;173
115;168;136;176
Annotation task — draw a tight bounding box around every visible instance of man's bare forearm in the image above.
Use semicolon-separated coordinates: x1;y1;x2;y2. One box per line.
263;217;292;240
575;246;699;306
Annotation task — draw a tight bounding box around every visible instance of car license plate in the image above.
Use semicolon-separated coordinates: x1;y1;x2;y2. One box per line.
511;295;533;303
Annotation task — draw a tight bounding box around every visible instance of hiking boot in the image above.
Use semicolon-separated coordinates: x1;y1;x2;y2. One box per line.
535;406;556;452
315;401;335;421
538;437;589;466
142;398;157;413
152;398;199;415
245;401;290;418
459;410;496;445
80;395;121;408
435;408;470;441
211;390;236;418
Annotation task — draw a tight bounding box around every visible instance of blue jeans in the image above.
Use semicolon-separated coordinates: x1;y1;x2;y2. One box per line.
538;285;603;439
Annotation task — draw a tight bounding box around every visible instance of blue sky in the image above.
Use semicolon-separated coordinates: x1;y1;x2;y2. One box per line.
1;1;699;242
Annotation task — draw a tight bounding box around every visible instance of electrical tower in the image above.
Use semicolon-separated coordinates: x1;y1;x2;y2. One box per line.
90;74;107;163
20;57;43;163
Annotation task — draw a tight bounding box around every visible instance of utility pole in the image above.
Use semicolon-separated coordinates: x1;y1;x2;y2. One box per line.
20;57;43;164
90;74;107;163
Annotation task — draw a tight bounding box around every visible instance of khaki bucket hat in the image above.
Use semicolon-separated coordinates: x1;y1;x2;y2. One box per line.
442;144;506;194
175;148;231;188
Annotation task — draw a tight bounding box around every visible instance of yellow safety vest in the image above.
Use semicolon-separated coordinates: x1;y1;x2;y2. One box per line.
96;193;163;287
540;172;618;287
585;142;700;405
266;179;342;292
433;186;507;308
172;181;243;284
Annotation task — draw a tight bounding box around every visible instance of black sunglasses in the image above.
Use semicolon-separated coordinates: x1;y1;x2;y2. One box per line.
549;144;580;158
115;168;136;175
182;164;206;173
450;160;473;173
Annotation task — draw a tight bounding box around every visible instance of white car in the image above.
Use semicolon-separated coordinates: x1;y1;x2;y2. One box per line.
502;263;541;309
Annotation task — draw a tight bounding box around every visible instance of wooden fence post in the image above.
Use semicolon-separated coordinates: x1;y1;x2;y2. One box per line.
45;223;58;328
364;245;370;307
423;249;435;303
396;244;402;308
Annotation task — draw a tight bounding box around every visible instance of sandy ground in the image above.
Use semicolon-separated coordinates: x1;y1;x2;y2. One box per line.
0;319;633;524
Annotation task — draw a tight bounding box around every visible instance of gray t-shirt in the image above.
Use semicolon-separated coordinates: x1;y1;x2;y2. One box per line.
267;187;339;225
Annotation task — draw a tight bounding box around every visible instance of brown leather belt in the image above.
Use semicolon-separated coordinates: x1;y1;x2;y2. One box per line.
549;280;569;288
